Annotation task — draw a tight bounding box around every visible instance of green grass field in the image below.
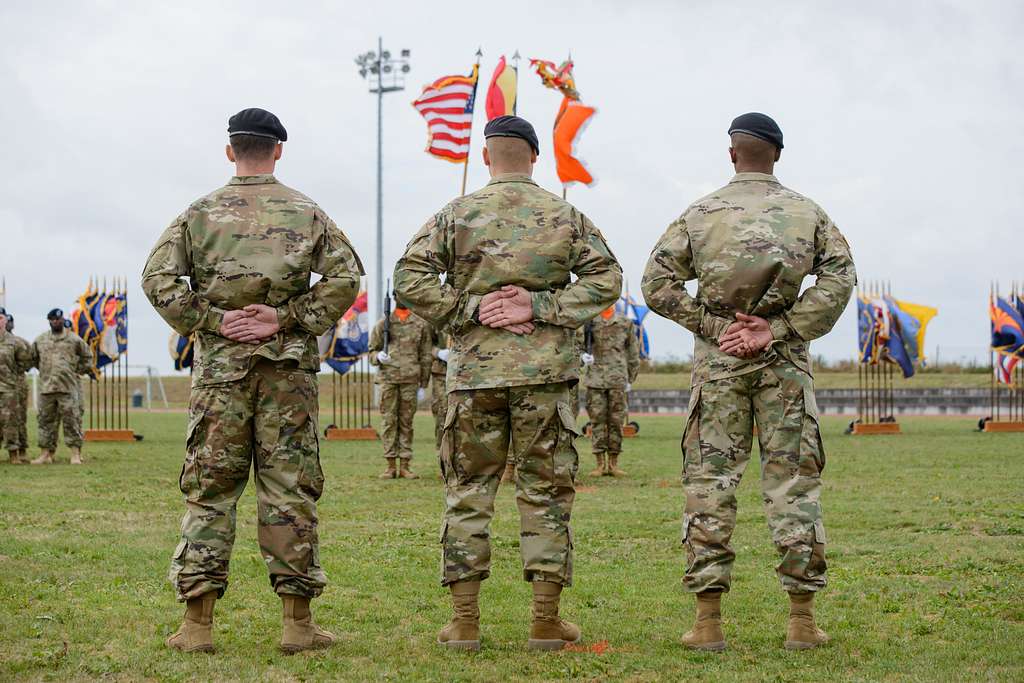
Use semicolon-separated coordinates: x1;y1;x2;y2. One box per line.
1;411;1022;682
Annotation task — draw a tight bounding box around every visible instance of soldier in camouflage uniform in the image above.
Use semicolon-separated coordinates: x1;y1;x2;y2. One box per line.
642;113;855;651
0;308;33;464
428;325;450;450
141;108;363;654
367;304;431;479
13;318;31;458
30;309;92;465
396;115;622;651
580;306;639;477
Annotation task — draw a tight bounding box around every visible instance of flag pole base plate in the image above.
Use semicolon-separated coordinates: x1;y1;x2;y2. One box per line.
852;422;901;435
982;421;1024;433
84;429;136;442
325;428;379;441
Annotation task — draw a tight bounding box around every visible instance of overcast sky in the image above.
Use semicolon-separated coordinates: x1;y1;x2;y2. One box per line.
1;0;1021;376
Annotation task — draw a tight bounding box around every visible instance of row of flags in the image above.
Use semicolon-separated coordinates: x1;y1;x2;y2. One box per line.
412;52;598;190
857;293;938;378
70;278;128;375
990;291;1024;385
617;293;651;360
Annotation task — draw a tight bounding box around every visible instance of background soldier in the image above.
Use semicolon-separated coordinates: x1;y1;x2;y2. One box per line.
142;108;363;654
580;305;639;477
642;112;855;651
367;300;431;479
30;309;91;465
0;308;33;464
428;325;450;451
396;115;622;651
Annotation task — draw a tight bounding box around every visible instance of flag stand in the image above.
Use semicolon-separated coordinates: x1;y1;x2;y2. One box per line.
852;281;901;436
84;276;136;442
324;353;378;440
982;282;1024;432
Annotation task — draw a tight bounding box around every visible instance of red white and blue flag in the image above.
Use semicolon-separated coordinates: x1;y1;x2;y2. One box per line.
320;291;370;375
412;65;479;163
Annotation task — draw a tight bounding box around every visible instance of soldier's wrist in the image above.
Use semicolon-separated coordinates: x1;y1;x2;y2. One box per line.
204;307;227;333
275;305;296;330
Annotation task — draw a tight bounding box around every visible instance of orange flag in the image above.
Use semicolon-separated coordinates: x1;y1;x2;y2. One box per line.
553;96;597;186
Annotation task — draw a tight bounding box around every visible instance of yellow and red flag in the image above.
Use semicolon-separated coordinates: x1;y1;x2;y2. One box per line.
553;97;597;187
485;55;518;120
529;58;579;100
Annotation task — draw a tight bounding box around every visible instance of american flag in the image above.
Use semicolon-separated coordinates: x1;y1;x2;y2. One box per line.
412;65;479;163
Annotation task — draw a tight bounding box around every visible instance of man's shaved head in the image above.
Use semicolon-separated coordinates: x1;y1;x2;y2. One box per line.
483;136;535;175
729;132;781;173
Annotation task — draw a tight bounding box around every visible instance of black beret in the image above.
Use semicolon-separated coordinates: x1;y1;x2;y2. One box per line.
484;115;540;155
0;307;6;316
728;112;784;150
228;107;288;142
47;308;63;320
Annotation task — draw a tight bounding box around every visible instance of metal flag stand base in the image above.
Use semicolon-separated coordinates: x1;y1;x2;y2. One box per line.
85;429;137;442
982;420;1024;433
852;422;901;435
323;354;379;442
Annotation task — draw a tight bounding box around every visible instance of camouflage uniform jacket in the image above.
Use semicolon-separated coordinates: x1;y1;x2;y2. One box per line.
142;175;364;387
0;332;33;393
31;329;92;394
642;172;856;387
367;313;431;386
581;313;640;390
395;173;623;391
429;327;449;377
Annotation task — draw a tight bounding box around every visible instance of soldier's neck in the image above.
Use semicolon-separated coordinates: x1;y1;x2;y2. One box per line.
733;162;775;175
234;161;276;177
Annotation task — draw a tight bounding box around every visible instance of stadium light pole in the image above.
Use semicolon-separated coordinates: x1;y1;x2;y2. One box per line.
355;38;411;322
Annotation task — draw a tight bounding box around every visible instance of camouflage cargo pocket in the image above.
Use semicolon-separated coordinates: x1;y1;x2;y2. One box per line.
555;401;580;485
680;386;702;476
438;404;459;486
799;385;826;476
179;409;206;495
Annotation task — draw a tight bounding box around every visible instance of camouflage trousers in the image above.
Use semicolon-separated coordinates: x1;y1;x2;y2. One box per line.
569;382;580;419
585;387;626;455
0;391;21;451
38;392;83;450
439;381;579;586
379;382;417;460
681;361;827;594
169;360;326;602
430;373;446;450
17;380;28;449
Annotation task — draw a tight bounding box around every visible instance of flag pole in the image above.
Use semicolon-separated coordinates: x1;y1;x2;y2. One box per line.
460;47;483;197
511;50;520;116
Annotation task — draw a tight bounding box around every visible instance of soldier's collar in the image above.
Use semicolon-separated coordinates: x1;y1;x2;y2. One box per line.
729;172;779;184
486;173;537;186
228;174;278;186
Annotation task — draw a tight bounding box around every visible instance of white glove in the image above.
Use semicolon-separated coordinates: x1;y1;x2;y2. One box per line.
376;351;391;363
437;349;450;363
417;388;426;402
625;383;632;392
580;353;595;366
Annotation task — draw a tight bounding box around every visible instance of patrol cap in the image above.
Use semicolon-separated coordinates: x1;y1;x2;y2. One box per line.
728;112;784;150
228;108;288;142
484;115;540;155
47;308;64;320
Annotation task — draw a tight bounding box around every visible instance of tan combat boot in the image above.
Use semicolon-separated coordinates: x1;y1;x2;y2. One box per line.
69;447;83;465
500;461;515;484
14;449;28;464
379;457;397;479
437;580;481;651
528;581;581;651
785;592;829;650
166;592;216;653
280;595;336;654
606;454;626;477
398;459;419;479
31;450;54;465
8;450;25;465
681;591;726;651
588;453;606;477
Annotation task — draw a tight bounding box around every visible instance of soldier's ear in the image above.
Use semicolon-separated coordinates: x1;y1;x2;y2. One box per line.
225;144;236;163
274;143;283;161
728;147;737;165
774;148;781;162
482;147;490;167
